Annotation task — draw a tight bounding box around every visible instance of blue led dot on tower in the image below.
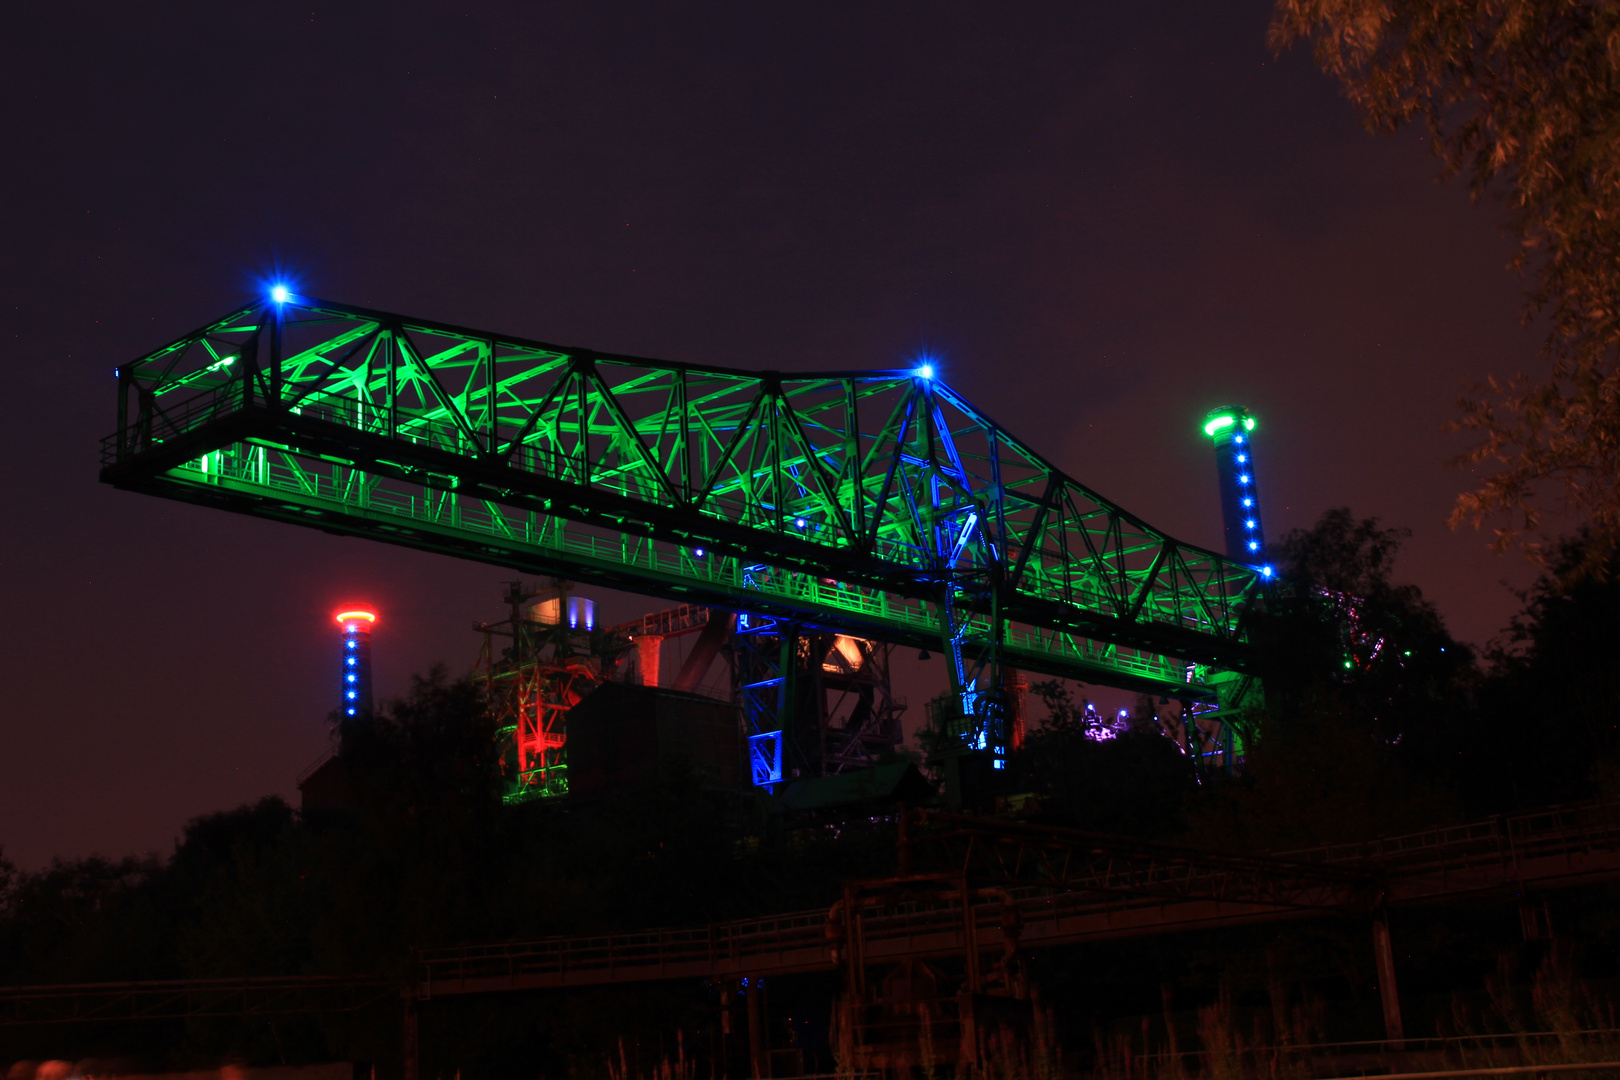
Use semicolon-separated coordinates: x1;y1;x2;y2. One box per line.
1202;407;1267;564
334;609;376;720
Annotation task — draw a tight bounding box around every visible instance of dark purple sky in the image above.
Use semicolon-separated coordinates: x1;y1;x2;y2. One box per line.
0;3;1548;869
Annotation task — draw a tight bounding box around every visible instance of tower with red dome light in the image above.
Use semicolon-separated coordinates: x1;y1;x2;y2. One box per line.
335;609;376;719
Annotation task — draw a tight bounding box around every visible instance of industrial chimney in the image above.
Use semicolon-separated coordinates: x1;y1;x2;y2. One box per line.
1201;406;1266;563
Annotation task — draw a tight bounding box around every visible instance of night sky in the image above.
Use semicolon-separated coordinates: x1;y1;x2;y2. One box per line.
1;3;1548;869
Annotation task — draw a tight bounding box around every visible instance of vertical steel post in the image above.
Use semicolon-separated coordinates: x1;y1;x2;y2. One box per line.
242;320;255;406
270;297;283;409
747;979;768;1079
1266;946;1290;1044
1372;914;1405;1048
637;635;664;687
386;332;398;440
402;993;419;1080
115;367;129;460
720;981;735;1080
777;627;798;765
960;875;980;993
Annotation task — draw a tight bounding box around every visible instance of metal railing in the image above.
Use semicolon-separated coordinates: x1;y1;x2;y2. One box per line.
1283;801;1620;879
414;800;1620;995
13;801;1620;1017
130;435;1198;694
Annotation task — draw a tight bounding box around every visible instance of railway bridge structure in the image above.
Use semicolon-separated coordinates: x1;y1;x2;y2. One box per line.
57;294;1620;1072
99;293;1264;768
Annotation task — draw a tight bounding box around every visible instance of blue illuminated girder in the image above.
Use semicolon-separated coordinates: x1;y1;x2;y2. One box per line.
749;731;785;788
101;296;1262;701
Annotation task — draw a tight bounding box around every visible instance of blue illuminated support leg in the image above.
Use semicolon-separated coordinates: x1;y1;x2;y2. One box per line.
777;626;798;770
927;499;1011;805
736;611;791;791
749;730;785;787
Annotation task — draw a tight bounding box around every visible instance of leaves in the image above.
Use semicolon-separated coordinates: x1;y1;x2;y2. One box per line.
1272;0;1620;570
1011;681;1199;839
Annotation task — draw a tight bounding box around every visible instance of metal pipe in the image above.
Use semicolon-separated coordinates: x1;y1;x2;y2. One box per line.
1320;1063;1620;1080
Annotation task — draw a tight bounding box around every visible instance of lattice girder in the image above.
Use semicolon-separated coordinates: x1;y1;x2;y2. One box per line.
104;295;1262;700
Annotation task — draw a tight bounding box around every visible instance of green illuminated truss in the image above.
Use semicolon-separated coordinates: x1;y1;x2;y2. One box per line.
101;295;1261;701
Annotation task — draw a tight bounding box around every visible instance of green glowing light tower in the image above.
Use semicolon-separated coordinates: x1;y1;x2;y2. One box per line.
1202;407;1266;565
1196;407;1269;770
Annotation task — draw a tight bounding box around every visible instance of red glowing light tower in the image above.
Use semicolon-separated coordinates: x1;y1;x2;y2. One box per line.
335;609;376;719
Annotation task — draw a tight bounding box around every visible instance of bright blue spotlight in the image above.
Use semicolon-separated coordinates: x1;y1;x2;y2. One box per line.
1248;541;1259;551
693;547;705;557
1243;498;1253;507
1234;434;1244;444
1261;564;1275;579
1238;474;1250;484
916;364;934;380
346;691;356;699
1245;519;1256;528
347;708;355;715
795;518;807;528
1236;454;1247;463
270;284;290;304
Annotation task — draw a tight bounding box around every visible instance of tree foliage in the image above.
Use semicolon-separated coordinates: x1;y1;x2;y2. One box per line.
0;668;873;1074
1270;0;1620;570
1254;508;1474;754
1187;509;1470;846
1466;533;1620;808
1011;681;1198;839
9;563;1618;1073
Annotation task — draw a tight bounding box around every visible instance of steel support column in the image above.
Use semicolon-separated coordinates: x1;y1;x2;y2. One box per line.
402;993;420;1080
746;980;767;1079
1372;914;1405;1048
636;634;664;687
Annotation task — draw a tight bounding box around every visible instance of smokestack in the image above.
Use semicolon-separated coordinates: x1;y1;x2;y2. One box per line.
1201;406;1267;565
334;608;376;719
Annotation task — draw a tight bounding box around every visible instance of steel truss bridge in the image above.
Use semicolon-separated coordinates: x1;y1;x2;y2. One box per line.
100;294;1260;707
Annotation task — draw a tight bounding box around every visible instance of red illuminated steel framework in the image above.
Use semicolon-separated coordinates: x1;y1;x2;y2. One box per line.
473;578;911;802
474;580;617;802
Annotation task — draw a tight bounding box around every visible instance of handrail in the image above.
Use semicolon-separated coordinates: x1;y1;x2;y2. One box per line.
415;799;1620;991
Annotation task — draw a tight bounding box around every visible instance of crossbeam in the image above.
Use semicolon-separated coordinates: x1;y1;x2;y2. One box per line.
100;295;1260;698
